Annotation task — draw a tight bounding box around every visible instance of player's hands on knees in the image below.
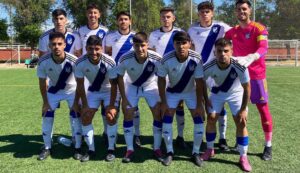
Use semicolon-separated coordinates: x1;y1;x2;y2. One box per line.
205;99;212;115
71;102;80;113
237;109;248;124
160;101;169;117
42;102;51;116
81;106;94;125
106;105;117;124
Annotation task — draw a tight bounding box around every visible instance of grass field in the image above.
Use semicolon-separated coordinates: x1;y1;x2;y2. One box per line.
0;67;299;173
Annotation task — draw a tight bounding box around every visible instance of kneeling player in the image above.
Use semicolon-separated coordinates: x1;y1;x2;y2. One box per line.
201;38;252;172
37;32;82;160
157;31;205;166
74;35;119;162
117;32;163;163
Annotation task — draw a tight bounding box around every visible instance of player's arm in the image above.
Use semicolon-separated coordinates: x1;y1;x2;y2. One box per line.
195;78;205;120
109;78;118;107
39;78;50;114
72;84;80;113
76;77;88;108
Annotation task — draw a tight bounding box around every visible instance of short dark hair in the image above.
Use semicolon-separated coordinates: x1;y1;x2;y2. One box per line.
86;35;102;46
116;11;131;20
173;31;191;42
87;3;101;12
197;1;214;11
52;9;67;18
160;7;175;14
49;32;65;42
235;0;252;8
133;32;148;43
214;38;232;47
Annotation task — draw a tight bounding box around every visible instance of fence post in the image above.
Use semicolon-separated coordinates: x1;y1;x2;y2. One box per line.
296;40;299;67
18;45;21;64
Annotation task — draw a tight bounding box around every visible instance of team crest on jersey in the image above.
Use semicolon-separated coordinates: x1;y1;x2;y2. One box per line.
65;67;71;73
67;38;73;45
245;33;251;39
230;72;237;79
213;26;219;33
147;65;154;72
100;66;106;73
189;64;195;71
98;32;104;38
130;38;133;44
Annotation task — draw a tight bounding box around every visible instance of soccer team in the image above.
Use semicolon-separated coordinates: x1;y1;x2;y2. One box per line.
36;0;273;172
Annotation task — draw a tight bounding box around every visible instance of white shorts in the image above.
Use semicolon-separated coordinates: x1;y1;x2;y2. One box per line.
209;92;247;116
87;91;120;109
125;84;160;108
166;91;196;109
47;92;75;110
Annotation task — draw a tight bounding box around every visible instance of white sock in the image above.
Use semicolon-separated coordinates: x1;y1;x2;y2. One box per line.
175;112;184;138
71;117;82;149
107;124;118;150
123;121;134;151
82;124;95;151
162;122;173;153
42;116;54;149
218;115;227;139
238;144;248;156
133;110;140;136
192;123;204;154
153;121;162;150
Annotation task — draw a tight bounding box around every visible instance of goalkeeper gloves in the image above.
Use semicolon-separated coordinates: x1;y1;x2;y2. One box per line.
235;53;260;67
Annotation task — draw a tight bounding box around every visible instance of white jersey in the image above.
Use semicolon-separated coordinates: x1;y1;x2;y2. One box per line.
188;21;231;65
117;50;161;89
149;27;183;56
37;52;77;94
157;50;204;93
78;25;109;55
74;54;117;93
104;30;136;64
203;58;250;95
38;28;82;55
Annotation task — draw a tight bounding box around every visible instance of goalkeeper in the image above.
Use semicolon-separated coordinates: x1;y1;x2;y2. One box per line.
225;0;273;161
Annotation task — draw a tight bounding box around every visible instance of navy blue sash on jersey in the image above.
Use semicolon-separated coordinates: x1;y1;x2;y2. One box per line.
167;59;197;93
211;67;237;94
163;30;179;56
201;25;221;64
64;34;75;53
48;62;73;94
132;61;155;87
88;63;107;92
115;34;134;64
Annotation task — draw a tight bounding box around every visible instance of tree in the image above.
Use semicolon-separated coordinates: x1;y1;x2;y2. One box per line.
269;0;300;39
63;0;110;29
107;0;130;31
0;19;9;41
1;0;54;49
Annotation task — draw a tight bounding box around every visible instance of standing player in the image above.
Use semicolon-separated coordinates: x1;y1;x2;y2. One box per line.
78;3;109;142
38;9;82;57
117;32;163;163
74;35;118;162
149;7;187;149
225;0;273;161
157;31;205;166
37;32;82;160
201;38;252;172
78;3;109;55
188;1;231;150
104;11;142;147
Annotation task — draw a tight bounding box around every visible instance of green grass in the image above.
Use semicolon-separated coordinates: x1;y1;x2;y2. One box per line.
0;67;299;173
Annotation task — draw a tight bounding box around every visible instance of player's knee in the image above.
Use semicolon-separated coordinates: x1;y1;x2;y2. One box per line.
207;115;217;124
236;120;247;129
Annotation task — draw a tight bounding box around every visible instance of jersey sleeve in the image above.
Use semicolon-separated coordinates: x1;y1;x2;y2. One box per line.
104;33;113;47
37;62;47;78
108;63;118;79
73;32;82;51
255;24;268;57
148;32;155;49
194;60;204;79
157;61;168;77
38;36;48;52
224;28;233;40
239;69;250;84
74;63;84;78
116;60;126;76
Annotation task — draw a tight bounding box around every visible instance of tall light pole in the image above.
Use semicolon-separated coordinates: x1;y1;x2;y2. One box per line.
253;0;256;21
129;0;132;16
190;0;192;24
